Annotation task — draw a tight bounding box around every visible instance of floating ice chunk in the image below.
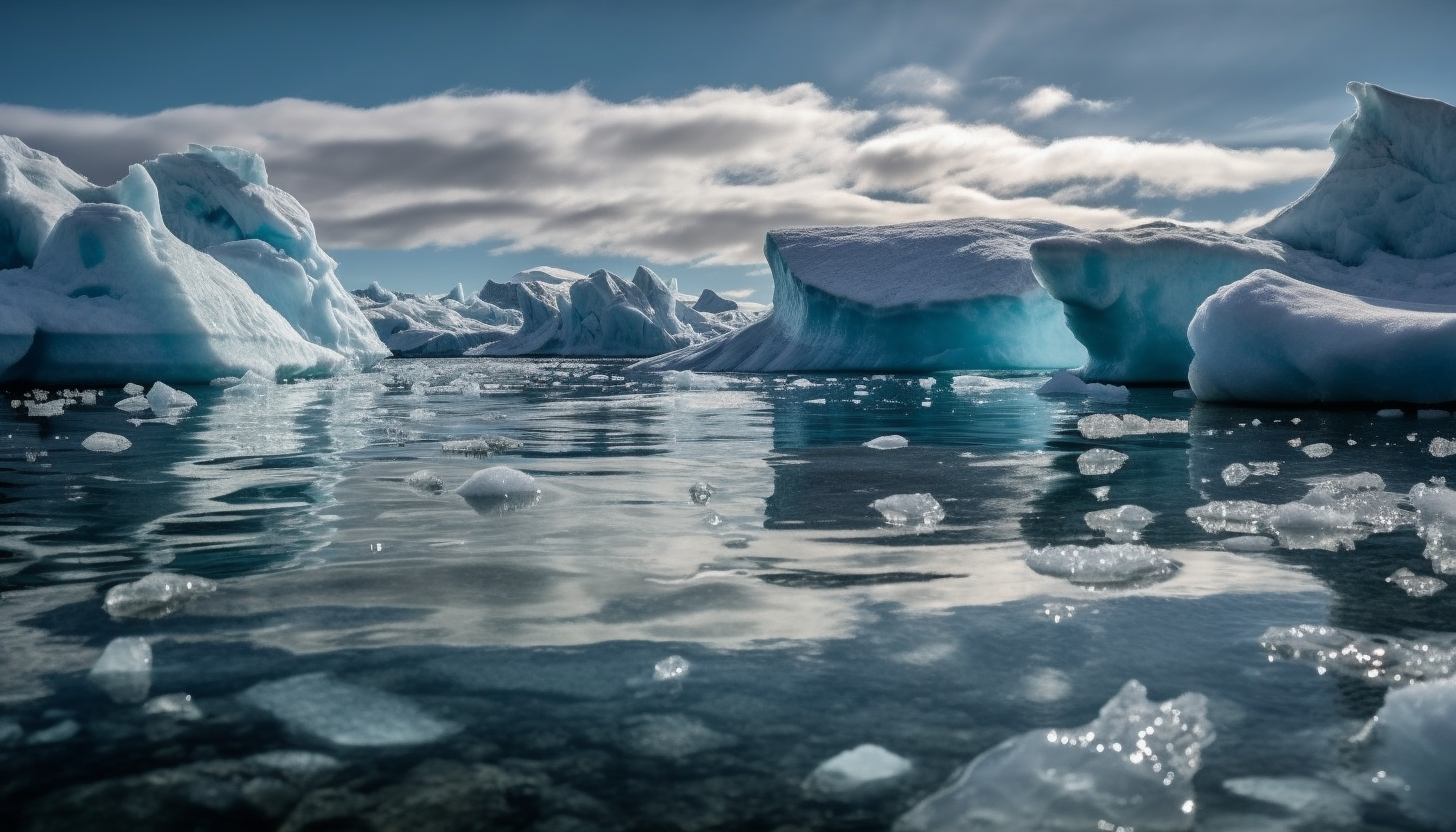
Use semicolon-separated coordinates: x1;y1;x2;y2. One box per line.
89;636;152;703
1307;471;1384;494
455;467;539;500
689;481;717;505
114;395;151;412
951;374;1015;393
863;434;909;450
805;744;913;796
1431;437;1456;458
123;382;144;396
404;470;445;495
104;572;217;619
1249;462;1280;477
664;370;728;391
82;432;131;453
1407;482;1456;572
805;398;827;404
1025;543;1176;585
1084;504;1154;543
1077;413;1126;439
144;693;203;721
24;398;64;417
1287;437;1303;447
220;369;274;398
1301;443;1333;458
1221;777;1360;828
1220;535;1274;552
145;382;197;416
1222;463;1251;486
1090;485;1111;501
1036;370;1129;400
895;680;1212;832
1387;568;1447;597
1370;677;1456;830
652;655;691;683
790;378;816;387
871;493;945;528
240;672;458;747
1076;447;1128;475
440;436;521;456
1187;501;1276;536
622;713;737;759
1377;408;1404;418
919;378;936;390
1261;624;1456;686
1418;409;1451;419
1173;389;1195;399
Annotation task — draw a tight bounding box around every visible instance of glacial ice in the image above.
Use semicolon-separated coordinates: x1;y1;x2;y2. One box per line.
804;744;913;796
0;137;388;383
1077;447;1128;475
103;572;217;619
895;680;1213;832
239;673;459;747
455;466;539;500
1370;677;1456;830
863;434;909;450
351;282;520;357
871;493;945;528
81;432;131;453
1024;543;1176;585
635;218;1087;372
89;636;152;704
1084;504;1154;542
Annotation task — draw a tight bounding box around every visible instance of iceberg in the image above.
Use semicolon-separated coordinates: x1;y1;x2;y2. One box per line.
635;218;1088;372
0;137;388;383
351;282;520;357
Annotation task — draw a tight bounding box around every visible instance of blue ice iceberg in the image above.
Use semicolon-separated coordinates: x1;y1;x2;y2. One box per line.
636;218;1087;372
0;137;388;383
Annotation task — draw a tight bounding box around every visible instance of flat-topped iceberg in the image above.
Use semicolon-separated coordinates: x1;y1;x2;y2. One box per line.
635;218;1088;372
0;137;388;383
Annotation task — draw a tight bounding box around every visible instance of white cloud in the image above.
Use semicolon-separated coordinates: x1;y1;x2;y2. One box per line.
866;65;961;101
717;288;757;300
0;84;1332;266
1016;85;1116;120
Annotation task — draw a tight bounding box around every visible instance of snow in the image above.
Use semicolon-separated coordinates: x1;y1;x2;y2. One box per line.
81;432;131;453
89;636;152;704
1077;447;1128;475
1084;504;1154;542
635;218;1086;372
0;137;388;384
1025;543;1176;585
239;673;459;747
870;493;945;528
455;466;539;500
1370;677;1456;830
804;744;913;795
103;572;217;619
863;434;909;450
895;680;1212;832
1035;370;1128;400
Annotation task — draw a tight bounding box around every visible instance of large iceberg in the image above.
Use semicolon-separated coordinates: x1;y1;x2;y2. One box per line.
0;137;388;383
352;282;521;357
1031;83;1456;392
635;218;1088;372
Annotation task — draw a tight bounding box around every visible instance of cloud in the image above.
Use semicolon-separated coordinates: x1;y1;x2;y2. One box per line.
866;65;961;101
0;84;1332;266
1016;85;1116;120
717;288;758;300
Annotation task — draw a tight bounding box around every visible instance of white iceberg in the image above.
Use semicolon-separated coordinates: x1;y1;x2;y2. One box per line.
351;282;520;357
635;218;1087;372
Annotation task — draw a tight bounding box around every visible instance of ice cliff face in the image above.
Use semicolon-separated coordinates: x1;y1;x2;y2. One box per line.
0;137;388;384
636;218;1087;372
1032;83;1456;398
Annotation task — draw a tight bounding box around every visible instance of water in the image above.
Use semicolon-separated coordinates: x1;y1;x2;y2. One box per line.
1;359;1452;830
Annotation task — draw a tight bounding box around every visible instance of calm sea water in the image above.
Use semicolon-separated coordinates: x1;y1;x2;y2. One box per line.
0;358;1451;830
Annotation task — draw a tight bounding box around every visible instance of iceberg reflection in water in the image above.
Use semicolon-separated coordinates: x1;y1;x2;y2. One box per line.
0;358;1452;830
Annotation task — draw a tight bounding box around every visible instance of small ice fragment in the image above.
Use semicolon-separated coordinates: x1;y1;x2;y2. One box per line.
82;432;131;453
1077;414;1126;440
123;382;144;396
1346;438;1357;445
1084;505;1154;542
1172;389;1195;399
870;493;945;528
114;395;151;412
1377;408;1404;418
1409;433;1420;442
1287;437;1303;447
804;744;913;795
24;399;65;417
652;655;691;683
405;470;445;495
1291;418;1302;424
1036;371;1129;400
1222;463;1251;486
1221;535;1275;552
689;481;717;505
104;573;217;619
1076;448;1128;475
144;693;203;721
1025;543;1177;585
789;378;815;388
1418;410;1451;419
440;436;521;456
1302;443;1333;459
1430;437;1456;458
664;370;728;391
919;378;936;390
1387;568;1447;598
1090;486;1111;502
1249;462;1280;477
240;673;458;747
456;466;539;500
145;382;196;415
221;369;274;398
951;375;1015;393
805;398;827;405
89;636;152;703
864;435;909;450
1251;419;1262;427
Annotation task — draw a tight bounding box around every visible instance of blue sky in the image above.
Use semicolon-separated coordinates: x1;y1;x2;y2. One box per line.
3;0;1454;298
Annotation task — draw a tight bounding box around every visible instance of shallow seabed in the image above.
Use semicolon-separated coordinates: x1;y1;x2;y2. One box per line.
0;359;1451;830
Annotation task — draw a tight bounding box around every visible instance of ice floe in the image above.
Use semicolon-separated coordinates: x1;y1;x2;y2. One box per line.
1025;543;1177;585
870;493;945;529
103;572;217;619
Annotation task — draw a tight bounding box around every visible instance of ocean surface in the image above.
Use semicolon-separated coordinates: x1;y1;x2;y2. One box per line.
1;358;1451;831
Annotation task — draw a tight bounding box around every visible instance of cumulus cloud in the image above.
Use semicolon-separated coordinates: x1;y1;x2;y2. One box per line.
1016;85;1116;120
0;84;1331;266
866;65;962;101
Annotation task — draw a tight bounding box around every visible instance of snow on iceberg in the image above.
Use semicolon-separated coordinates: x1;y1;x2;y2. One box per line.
895;680;1213;832
0;137;387;383
635;218;1088;372
351;282;520;357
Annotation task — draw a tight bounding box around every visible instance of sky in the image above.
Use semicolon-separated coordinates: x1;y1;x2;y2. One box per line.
2;0;1454;299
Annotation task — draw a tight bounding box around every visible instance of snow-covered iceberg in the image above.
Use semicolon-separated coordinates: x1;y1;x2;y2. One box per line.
0;137;388;383
1031;83;1456;390
636;218;1088;372
352;281;521;357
